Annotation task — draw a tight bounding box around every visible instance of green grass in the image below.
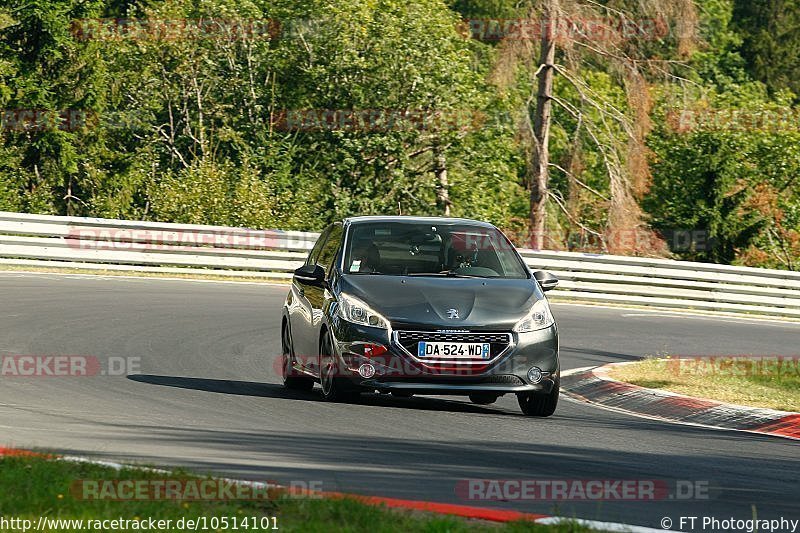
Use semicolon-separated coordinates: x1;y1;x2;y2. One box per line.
0;456;594;532
608;358;800;412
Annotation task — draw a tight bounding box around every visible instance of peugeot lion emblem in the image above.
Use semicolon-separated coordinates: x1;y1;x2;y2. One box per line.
447;308;459;319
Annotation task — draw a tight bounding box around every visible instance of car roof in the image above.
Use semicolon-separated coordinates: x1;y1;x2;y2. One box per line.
343;215;496;228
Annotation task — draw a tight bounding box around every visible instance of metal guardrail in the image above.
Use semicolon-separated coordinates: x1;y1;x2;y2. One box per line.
2;211;800;319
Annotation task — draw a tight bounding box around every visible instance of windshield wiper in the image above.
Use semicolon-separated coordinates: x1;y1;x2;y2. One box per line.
405;270;485;279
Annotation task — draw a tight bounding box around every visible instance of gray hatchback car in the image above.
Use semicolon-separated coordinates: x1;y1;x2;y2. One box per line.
281;216;560;416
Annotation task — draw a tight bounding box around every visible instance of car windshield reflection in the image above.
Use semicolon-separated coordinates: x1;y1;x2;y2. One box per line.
343;222;528;279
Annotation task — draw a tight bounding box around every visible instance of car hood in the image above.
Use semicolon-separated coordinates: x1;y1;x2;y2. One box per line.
339;275;541;329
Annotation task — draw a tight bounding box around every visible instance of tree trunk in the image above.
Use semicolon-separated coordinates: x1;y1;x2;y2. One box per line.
529;0;558;249
434;143;451;216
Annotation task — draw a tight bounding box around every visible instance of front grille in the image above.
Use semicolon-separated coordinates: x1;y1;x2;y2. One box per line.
395;330;512;360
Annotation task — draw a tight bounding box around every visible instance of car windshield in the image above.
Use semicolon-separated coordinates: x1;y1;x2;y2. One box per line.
343;221;529;279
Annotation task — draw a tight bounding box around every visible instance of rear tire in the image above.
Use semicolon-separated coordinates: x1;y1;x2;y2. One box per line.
469;393;499;405
281;322;314;392
517;378;559;417
319;331;360;403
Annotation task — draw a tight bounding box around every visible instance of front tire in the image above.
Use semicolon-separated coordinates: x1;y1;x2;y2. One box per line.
517;378;559;417
319;331;360;403
281;322;314;392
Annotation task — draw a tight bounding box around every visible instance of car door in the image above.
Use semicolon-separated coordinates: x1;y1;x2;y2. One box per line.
303;223;344;375
289;226;331;366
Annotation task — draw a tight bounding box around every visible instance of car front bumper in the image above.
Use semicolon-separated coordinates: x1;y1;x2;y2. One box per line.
329;317;559;396
359;377;557;395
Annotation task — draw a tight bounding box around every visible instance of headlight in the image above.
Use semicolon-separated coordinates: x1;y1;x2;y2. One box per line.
513;299;554;333
338;293;390;330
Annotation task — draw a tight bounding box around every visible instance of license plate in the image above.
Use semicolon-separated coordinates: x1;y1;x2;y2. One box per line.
417;341;491;360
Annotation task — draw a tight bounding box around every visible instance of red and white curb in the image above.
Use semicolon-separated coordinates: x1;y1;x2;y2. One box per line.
1;447;677;531
561;363;800;441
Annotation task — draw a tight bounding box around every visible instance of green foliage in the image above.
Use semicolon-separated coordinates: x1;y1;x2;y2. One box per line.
0;0;798;269
733;0;800;97
447;0;522;18
645;0;800;268
647;97;800;267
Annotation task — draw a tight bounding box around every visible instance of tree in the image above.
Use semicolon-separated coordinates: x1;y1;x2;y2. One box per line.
733;0;800;98
491;0;695;253
529;0;557;249
273;0;485;221
0;0;109;215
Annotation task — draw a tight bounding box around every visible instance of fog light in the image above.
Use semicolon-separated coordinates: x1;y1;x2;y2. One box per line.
527;366;543;384
363;343;388;358
358;363;376;379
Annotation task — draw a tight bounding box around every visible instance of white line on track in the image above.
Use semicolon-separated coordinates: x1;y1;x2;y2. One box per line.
0;270;286;287
52;454;681;531
550;301;800;326
619;312;799;327
3;269;795;413
559;394;800;441
560;366;597;377
5;269;800;325
535;517;682;532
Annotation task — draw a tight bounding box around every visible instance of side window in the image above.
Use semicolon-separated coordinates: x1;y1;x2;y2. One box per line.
306;227;331;266
316;224;344;276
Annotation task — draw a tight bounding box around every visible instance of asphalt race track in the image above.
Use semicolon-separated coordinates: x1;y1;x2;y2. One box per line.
2;272;798;529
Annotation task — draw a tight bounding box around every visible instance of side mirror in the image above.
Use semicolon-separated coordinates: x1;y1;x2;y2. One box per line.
294;264;326;286
534;270;559;292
